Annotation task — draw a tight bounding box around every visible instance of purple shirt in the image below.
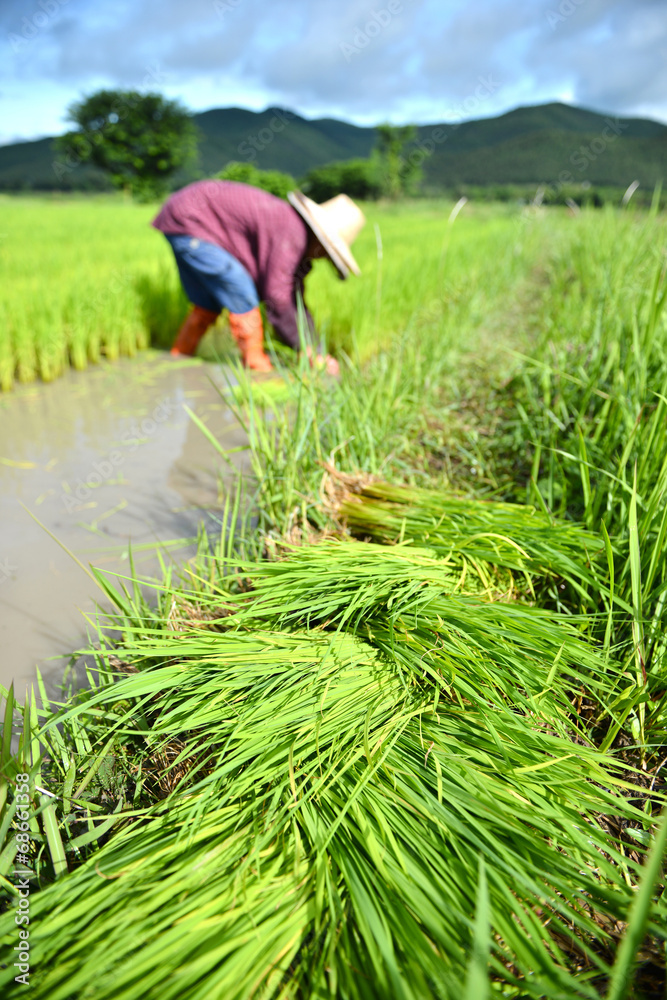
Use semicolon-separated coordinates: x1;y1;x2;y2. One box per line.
152;180;313;348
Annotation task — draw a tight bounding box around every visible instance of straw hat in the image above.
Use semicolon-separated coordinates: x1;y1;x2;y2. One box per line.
288;190;365;279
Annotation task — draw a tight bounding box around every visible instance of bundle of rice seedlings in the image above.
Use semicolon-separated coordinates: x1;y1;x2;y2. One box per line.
1;629;659;1000
220;539;611;725
336;480;602;594
2;464;663;998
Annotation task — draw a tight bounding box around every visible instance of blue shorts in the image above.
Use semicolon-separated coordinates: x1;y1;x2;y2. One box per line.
165;234;260;315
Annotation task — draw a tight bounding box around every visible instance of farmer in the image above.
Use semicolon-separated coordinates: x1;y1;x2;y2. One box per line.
152;180;366;373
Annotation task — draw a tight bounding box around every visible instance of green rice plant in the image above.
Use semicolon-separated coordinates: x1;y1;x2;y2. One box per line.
134;266;190;351
208;203;548;542
605;807;667;1000
33;302;68;382
464;858;490;1000
494;208;667;757
2;452;663;997
0;303;14;391
0;684;73;885
8;307;38;384
216;539;611;724
66;315;90;370
1;624;660;1000
0;657;151;892
0;197;176;386
3;197;666;998
62;290;101;367
338;479;602;594
117;314;140;358
220;326;484;541
0;454;656;998
0;195;538;388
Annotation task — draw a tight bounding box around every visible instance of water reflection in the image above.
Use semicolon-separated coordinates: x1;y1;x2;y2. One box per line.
0;354;247;697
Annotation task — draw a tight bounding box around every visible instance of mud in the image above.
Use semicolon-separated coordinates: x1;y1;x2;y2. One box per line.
0;354;248;700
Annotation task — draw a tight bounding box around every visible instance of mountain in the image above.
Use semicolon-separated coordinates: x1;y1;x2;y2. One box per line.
194;107;375;176
414;103;667;189
0;102;665;193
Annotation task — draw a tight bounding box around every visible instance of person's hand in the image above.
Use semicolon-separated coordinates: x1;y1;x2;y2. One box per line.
321;354;340;376
305;346;340;377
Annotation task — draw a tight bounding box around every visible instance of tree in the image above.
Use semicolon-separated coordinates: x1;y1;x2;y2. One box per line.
300;159;381;203
55;90;199;200
215;162;295;200
374;124;422;199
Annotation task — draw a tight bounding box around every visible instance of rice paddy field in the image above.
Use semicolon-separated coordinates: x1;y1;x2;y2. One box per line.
1;191;667;998
1;193;531;386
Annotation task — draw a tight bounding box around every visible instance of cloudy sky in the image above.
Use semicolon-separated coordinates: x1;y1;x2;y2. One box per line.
1;0;666;145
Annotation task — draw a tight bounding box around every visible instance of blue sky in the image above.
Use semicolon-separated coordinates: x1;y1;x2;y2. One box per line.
1;0;666;145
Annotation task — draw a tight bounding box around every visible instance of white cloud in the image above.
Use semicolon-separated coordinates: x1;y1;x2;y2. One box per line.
1;0;666;142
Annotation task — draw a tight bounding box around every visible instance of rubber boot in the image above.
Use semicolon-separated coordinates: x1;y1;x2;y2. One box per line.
228;307;273;372
170;305;219;357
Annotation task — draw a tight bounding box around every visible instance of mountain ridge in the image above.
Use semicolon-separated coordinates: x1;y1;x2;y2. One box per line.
0;101;664;192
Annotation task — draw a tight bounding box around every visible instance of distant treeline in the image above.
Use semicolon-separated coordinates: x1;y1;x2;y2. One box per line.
5;171;664;211
215;158;665;211
430;182;666;210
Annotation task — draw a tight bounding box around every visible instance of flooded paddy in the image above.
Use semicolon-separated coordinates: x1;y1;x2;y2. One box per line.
0;354;247;698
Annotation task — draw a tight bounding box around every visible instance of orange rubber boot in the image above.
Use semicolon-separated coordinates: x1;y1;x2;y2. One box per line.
170;305;219;357
228;307;273;372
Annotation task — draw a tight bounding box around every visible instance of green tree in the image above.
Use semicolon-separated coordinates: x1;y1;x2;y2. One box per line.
374;124;421;199
55;90;199;200
301;159;381;202
215;162;295;200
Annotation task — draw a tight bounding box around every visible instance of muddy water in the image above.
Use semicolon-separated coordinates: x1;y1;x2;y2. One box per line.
0;354;249;699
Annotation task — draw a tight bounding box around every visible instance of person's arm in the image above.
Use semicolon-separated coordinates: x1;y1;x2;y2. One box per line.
266;268;340;375
263;258;314;350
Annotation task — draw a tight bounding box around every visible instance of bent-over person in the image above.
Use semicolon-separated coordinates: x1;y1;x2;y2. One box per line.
152;180;365;373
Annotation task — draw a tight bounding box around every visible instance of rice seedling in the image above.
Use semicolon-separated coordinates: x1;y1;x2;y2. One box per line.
213;539;609;722
337;480;602;591
0;615;661;999
2;455;665;998
0;196;185;388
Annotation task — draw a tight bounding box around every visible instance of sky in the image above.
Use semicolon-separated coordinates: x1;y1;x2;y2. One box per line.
1;0;667;146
